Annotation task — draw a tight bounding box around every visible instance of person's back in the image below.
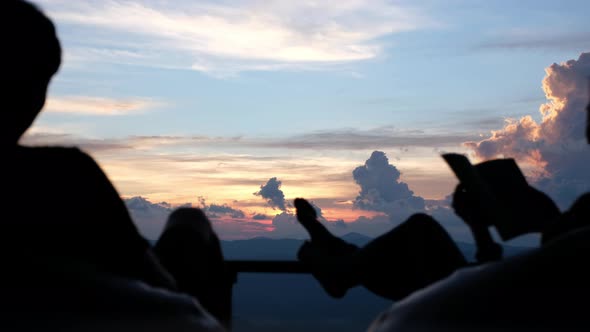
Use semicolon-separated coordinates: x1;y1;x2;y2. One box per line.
3;146;152;280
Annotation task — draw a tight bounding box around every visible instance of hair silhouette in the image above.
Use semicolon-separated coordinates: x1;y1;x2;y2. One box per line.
1;0;61;146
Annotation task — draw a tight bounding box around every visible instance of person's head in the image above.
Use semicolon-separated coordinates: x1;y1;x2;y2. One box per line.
1;0;61;146
164;208;215;244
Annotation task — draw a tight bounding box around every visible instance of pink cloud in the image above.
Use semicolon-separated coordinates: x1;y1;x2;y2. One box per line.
465;52;590;208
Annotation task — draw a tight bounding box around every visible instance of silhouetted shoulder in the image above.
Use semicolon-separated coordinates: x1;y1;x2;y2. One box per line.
9;146;107;174
568;192;590;218
543;192;590;243
5;146;108;184
367;226;590;332
4;146;149;281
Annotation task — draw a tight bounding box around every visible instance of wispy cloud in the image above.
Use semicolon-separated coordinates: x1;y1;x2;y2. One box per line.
22;126;478;152
257;128;479;150
21;125;466;207
36;0;431;76
477;30;590;52
44;96;163;116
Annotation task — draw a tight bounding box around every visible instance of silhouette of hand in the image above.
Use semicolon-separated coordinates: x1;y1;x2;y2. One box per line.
294;198;359;298
453;184;559;234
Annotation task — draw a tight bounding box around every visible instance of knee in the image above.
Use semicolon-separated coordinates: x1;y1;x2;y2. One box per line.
402;213;446;236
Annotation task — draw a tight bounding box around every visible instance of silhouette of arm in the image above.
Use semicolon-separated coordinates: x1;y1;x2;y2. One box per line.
452;185;502;262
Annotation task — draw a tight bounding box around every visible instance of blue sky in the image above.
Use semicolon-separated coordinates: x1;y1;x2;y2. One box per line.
27;0;590;241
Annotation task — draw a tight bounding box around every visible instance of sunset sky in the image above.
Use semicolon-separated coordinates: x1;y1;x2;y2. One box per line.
26;0;590;241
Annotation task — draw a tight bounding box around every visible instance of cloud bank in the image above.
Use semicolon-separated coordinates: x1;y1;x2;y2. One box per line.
23;127;475;152
124;149;471;242
465;52;590;208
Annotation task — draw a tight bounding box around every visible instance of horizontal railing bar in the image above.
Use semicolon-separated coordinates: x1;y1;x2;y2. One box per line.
225;260;312;274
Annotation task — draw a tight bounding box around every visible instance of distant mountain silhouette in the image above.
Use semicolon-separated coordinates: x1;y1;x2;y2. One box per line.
220;233;372;260
149;234;531;262
340;232;373;245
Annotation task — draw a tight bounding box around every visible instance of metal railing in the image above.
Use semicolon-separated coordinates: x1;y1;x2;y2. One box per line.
226;260;311;275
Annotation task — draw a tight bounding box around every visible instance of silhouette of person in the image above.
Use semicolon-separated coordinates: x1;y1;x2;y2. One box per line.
1;1;226;330
356;89;590;331
367;197;590;331
294;177;560;300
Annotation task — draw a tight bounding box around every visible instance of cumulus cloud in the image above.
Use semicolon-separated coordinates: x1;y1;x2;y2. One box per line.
44;96;163;116
465;53;590;208
253;151;471;240
353;151;426;221
253;151;468;240
254;177;287;211
38;0;430;76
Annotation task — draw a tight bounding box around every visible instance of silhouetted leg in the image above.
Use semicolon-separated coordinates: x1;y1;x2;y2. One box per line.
296;197;468;301
357;213;468;300
153;208;232;329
